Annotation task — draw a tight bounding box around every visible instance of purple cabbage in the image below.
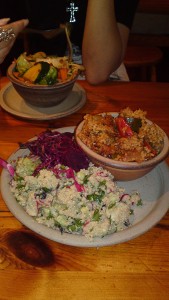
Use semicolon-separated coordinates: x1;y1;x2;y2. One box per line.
20;130;90;172
0;157;15;176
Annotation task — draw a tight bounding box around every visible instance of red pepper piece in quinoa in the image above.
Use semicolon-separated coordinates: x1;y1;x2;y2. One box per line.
115;117;134;137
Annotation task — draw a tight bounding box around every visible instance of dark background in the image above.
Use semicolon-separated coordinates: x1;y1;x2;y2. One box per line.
0;0;169;81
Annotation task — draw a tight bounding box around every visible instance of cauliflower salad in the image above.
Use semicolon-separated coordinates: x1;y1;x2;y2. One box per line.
10;157;142;240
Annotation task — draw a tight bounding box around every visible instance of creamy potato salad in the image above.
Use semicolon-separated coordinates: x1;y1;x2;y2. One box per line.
10;157;142;240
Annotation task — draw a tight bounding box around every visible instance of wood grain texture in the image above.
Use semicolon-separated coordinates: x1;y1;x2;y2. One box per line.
0;78;169;300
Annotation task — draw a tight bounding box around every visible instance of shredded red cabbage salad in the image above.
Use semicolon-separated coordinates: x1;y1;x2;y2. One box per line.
20;130;90;172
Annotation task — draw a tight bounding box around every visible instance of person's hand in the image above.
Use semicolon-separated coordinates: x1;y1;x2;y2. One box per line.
0;18;29;64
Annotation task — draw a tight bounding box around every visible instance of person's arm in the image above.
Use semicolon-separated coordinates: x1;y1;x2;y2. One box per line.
82;0;130;85
0;19;29;64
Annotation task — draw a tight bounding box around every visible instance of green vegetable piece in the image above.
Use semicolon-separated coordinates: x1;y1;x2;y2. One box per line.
83;175;90;184
38;62;58;85
98;180;106;187
125;117;142;133
42;187;51;193
39;65;57;85
108;202;116;209
87;190;105;203
15;157;40;177
45;65;57;85
92;209;101;221
16;53;32;74
68;219;83;232
137;199;143;206
56;215;68;227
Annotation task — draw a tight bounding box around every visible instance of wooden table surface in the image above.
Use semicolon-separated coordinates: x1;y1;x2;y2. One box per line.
0;77;169;300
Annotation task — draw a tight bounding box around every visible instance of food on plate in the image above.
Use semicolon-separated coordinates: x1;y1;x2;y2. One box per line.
77;107;165;162
10;156;142;240
12;51;84;85
0;157;15;176
7;129;142;240
20;130;90;172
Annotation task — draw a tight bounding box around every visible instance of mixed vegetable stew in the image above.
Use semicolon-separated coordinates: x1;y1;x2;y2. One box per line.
12;52;84;85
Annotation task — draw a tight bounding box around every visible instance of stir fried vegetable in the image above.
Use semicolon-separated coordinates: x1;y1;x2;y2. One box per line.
13;52;84;85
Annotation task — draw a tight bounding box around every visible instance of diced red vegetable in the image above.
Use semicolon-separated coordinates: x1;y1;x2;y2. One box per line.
58;68;68;81
115;117;133;137
143;139;157;156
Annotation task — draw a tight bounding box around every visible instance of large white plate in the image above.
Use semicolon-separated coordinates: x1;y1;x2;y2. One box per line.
1;126;169;248
0;83;86;120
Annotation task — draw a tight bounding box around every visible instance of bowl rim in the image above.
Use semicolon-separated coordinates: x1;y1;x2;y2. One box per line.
7;62;78;89
75;113;169;170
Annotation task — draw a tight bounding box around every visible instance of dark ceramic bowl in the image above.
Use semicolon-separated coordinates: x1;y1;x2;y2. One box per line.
7;62;78;108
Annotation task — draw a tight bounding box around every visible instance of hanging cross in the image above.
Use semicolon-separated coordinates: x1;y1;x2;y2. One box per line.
66;2;79;23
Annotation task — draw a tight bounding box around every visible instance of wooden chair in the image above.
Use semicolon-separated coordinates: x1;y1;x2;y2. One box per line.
124;45;163;81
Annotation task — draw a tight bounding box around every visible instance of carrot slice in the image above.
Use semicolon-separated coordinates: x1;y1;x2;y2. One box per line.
58;68;68;81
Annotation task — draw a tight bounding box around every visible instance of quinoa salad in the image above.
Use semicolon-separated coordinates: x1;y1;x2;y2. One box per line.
10;156;142;241
77;107;165;162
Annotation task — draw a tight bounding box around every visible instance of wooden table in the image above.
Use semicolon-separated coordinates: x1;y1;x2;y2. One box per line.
0;78;169;300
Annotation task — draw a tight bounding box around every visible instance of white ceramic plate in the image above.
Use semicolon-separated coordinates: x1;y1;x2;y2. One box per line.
1;126;169;248
0;83;86;120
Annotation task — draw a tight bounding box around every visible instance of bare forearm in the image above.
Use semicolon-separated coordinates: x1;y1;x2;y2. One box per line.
82;0;126;84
